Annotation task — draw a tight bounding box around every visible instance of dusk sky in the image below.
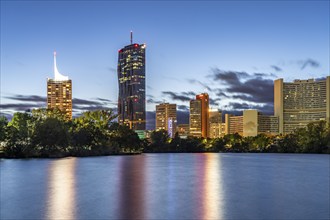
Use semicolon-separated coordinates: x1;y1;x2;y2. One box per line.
1;1;329;129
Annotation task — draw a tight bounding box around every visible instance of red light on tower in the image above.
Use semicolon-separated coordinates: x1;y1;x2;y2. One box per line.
134;44;139;48
118;49;123;53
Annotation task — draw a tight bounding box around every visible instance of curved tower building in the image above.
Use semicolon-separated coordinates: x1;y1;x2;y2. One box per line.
47;51;72;119
117;32;146;130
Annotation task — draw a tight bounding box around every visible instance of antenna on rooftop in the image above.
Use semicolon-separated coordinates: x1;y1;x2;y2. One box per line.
130;30;133;44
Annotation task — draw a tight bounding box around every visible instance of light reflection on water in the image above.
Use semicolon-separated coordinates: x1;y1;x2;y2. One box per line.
1;153;329;220
46;158;77;220
203;153;223;219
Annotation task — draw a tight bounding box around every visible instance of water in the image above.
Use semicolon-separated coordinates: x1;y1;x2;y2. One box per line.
1;153;329;219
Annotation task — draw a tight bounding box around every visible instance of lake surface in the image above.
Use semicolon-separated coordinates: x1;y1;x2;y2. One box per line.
1;153;329;219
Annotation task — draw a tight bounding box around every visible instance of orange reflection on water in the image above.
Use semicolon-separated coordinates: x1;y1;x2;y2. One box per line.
203;154;223;220
46;158;77;220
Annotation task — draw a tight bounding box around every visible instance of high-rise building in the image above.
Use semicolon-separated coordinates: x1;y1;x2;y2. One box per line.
274;77;330;134
47;51;72;120
117;32;146;131
189;93;209;138
196;93;209;138
189;100;202;137
225;114;243;136
209;109;222;138
155;103;177;131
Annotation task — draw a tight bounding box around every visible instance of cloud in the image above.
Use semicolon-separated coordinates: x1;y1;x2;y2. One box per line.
0;103;43;111
298;59;320;70
5;94;46;103
2;94;116;116
178;105;189;111
187;79;212;92
270;65;282;72
224;102;274;115
181;91;196;96
162;91;192;102
147;98;162;104
210;68;274;106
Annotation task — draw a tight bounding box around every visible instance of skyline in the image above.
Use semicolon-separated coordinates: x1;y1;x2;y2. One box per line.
1;1;329;129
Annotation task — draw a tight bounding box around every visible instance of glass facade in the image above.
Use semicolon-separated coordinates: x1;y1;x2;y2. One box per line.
117;43;146;130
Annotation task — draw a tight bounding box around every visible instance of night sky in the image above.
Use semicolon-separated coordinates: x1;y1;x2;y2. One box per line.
1;1;329;129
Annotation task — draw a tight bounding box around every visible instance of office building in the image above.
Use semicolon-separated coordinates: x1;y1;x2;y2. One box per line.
226;110;278;137
196;93;209;138
209;109;222;138
117;32;146;131
189;93;209;138
47;51;72;120
225;114;243;136
155;103;177;131
274;77;330;134
189;100;202;137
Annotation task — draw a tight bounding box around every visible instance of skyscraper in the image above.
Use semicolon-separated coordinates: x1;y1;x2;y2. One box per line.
189;93;209;138
274;77;330;134
47;51;72;119
117;32;146;131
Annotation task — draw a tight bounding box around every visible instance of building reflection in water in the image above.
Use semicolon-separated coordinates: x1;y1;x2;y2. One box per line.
46;158;77;220
117;156;146;219
202;154;224;219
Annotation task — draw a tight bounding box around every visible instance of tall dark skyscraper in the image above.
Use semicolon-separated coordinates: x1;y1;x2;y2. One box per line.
117;32;146;131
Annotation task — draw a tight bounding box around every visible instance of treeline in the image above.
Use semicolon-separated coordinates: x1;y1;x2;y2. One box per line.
147;121;330;154
0;109;329;158
0;109;144;158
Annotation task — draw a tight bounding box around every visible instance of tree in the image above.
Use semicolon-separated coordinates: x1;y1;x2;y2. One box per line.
32;117;70;157
0;116;8;142
4;112;34;157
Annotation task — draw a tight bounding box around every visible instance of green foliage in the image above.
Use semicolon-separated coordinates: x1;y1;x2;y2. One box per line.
0;116;8;142
1;109;144;158
1;110;329;158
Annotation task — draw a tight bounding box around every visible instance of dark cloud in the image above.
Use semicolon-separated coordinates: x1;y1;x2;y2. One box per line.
2;94;115;116
147;98;162;104
299;59;320;70
254;72;277;78
95;98;112;102
181;91;196;96
211;69;274;106
209;98;219;106
178;105;189;111
215;90;229;98
5;95;46;103
0;103;43;111
187;79;212;92
224;102;274;115
211;69;242;85
162;91;191;102
270;65;282;72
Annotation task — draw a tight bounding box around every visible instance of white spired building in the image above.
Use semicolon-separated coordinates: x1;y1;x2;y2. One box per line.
274;77;330;134
47;51;72;119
